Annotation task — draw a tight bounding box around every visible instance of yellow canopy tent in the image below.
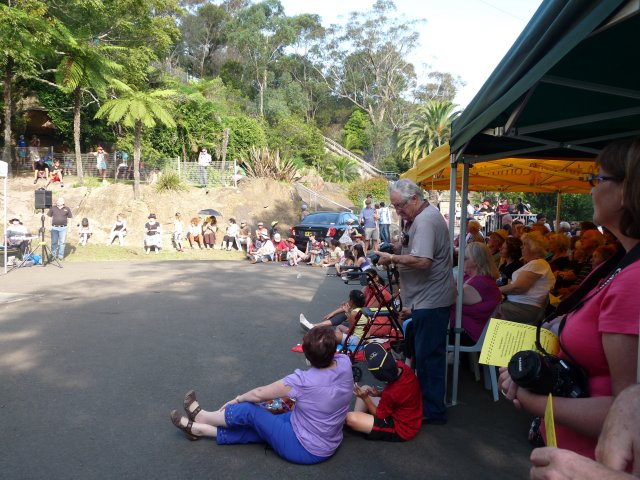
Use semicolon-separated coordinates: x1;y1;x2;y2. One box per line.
401;144;597;194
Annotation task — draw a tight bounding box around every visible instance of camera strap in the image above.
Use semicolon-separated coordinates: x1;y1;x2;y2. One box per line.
535;241;640;359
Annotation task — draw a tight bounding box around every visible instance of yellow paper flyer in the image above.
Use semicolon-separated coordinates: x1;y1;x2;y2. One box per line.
544;394;557;447
479;318;559;367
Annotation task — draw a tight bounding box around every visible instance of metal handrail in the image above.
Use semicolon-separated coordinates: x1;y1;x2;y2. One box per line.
322;136;398;180
295;182;353;212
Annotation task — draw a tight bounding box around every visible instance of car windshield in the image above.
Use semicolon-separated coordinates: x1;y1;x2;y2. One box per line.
300;213;341;225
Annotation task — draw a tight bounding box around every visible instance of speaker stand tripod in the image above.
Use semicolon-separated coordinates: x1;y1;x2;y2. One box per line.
36;210;62;268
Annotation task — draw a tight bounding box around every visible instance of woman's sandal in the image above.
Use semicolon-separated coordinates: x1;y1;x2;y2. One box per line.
183;390;202;421
170;409;199;441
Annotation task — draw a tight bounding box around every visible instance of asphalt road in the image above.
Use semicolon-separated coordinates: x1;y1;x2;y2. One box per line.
0;261;533;479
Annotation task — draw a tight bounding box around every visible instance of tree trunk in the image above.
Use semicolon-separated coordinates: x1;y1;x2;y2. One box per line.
133;120;141;200
221;128;229;185
73;87;84;184
3;57;13;174
259;69;266;117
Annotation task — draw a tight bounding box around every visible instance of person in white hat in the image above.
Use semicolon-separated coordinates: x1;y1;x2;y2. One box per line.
47;197;73;260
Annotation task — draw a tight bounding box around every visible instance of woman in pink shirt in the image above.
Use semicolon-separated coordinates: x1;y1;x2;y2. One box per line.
499;137;640;459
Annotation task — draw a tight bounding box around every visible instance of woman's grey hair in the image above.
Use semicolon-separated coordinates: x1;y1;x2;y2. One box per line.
465;242;499;279
388;179;424;202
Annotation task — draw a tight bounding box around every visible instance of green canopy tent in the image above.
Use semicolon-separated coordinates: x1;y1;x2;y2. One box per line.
447;0;640;405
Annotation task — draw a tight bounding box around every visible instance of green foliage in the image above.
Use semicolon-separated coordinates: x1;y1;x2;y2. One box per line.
155;171;187;192
223;115;267;162
510;193;594;223
342;110;371;154
397;100;459;167
240;146;298;182
319;154;360;183
347;177;390;210
266;115;324;165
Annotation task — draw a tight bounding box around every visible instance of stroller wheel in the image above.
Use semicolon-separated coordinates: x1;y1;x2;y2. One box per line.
352;366;362;383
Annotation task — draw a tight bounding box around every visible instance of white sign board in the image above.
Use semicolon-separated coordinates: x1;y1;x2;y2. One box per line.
0;161;7;178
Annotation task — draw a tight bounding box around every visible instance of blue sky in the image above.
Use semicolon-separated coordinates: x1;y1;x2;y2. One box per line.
279;0;543;107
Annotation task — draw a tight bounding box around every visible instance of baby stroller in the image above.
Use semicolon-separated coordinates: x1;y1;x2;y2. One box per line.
339;267;405;381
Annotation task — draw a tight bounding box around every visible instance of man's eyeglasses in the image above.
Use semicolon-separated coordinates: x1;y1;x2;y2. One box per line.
392;196;415;211
587;174;621;187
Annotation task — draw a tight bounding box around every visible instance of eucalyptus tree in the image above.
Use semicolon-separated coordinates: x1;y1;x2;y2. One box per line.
313;0;420;163
95;88;176;199
227;0;308;117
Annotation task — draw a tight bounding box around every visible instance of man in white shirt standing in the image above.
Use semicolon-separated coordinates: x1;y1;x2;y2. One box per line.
198;147;212;190
378;201;391;244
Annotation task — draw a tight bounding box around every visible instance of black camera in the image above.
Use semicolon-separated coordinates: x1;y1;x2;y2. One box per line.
368;242;394;266
508;350;589;399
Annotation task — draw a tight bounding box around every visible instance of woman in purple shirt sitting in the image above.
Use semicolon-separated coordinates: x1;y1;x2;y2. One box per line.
450;242;502;344
170;326;353;464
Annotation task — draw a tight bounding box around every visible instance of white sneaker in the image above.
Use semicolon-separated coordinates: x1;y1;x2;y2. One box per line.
299;314;314;331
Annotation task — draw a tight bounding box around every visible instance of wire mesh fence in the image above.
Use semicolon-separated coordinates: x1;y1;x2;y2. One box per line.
9;147;240;187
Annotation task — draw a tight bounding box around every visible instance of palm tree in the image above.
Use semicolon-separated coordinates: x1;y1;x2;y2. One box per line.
54;26;126;184
323;155;360;183
397;100;460;167
95;89;176;199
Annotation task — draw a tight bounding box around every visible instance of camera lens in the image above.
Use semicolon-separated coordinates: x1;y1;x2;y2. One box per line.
508;350;556;395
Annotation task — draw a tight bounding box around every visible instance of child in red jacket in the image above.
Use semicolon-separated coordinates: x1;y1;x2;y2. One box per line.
346;343;422;441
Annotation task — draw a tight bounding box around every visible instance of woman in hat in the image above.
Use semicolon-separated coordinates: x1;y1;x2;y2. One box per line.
6;217;29;255
202;216;217;249
269;220;279;239
144;213;162;254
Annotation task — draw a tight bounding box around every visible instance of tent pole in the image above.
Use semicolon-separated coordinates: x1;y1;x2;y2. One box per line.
555;191;562;232
451;161;469;406
448;157;457;253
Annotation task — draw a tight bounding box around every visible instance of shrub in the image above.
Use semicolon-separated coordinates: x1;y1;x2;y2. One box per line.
241;147;298;182
155;171;187;193
347;177;390;210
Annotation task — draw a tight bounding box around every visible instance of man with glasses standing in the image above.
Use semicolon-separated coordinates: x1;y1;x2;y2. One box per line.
375;179;455;425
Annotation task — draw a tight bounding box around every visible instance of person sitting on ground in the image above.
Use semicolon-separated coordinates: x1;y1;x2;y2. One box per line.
300;270;391;331
237;220;250;252
306;234;324;265
45;160;64;188
255;222;269;248
144;213;162;254
498;232;555;324
497;237;524;286
187;217;203;250
272;233;288;261
335;249;355;276
221;218;239;251
33;157;49;185
78;217;92;246
320;239;343;267
107;214;127;246
351;232;367;253
338;219;356;247
173;213;184;252
269;220;279;239
330;290;367;347
346;343;422;442
352;243;371;272
287;238;305;266
202;216;217;249
6;217;29;255
170;326;353;465
250;234;275;263
449;242;502;345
